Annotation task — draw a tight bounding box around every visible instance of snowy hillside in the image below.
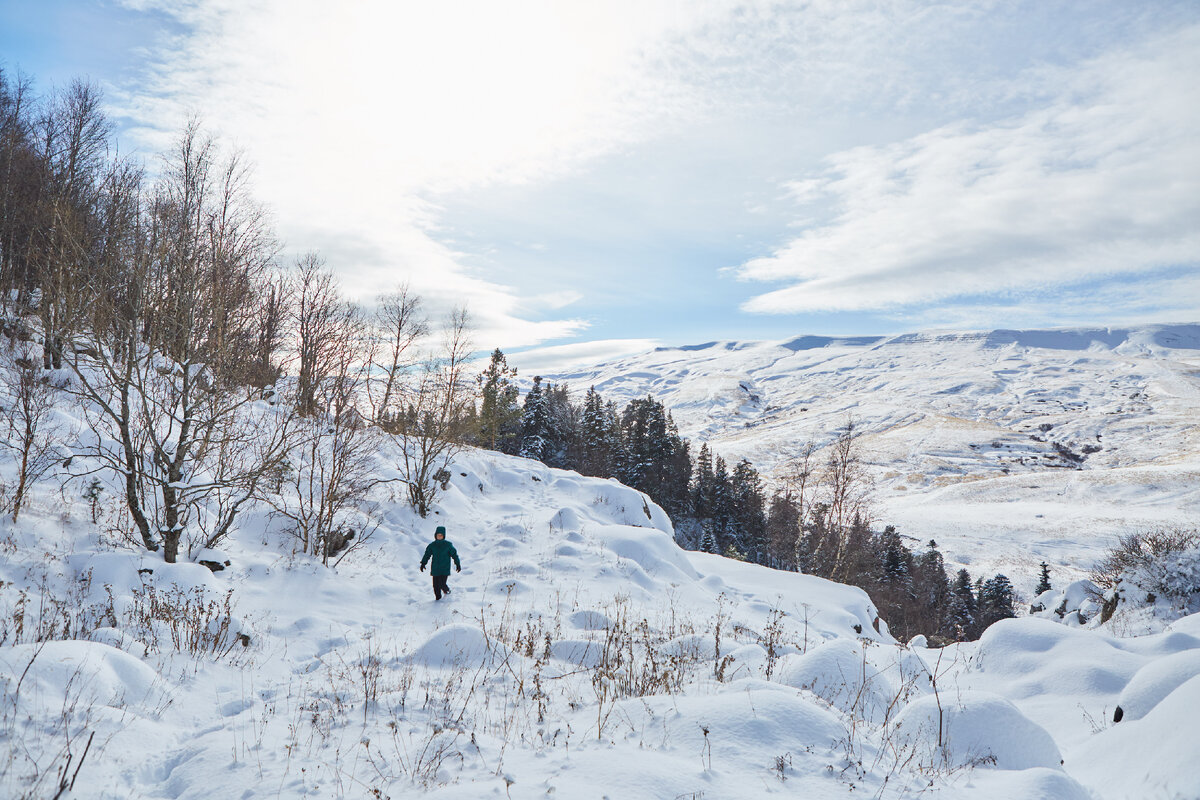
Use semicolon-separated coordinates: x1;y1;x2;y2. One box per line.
538;323;1200;585
4;437;1200;798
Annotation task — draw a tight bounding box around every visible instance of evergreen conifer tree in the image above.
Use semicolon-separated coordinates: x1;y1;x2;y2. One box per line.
978;574;1017;630
914;539;951;635
543;382;579;468
520;376;551;462
765;491;801;570
1035;562;1052;595
876;526;912;586
661;412;692;519
477;348;521;454
948;568;978;640
579;387;610;476
710;456;734;554
730;459;767;564
603;400;626;480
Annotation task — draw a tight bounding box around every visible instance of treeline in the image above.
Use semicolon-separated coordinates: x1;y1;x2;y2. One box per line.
473;348;1016;642
0;71;472;564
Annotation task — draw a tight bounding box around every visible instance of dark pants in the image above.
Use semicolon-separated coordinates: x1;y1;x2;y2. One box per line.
432;574;450;600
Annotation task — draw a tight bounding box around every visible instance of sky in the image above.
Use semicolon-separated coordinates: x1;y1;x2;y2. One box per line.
2;0;1199;371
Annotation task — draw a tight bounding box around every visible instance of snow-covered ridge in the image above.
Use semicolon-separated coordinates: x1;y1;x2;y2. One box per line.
540;323;1200;583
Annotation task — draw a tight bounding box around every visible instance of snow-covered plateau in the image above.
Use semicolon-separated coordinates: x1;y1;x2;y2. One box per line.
540;323;1200;587
2;323;1199;799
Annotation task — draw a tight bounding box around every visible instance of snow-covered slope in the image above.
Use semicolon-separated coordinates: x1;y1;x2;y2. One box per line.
541;323;1200;584
4;440;1200;798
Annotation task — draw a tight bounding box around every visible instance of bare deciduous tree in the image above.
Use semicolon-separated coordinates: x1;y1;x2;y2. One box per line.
0;343;64;521
267;305;389;564
782;438;818;570
823;418;873;580
63;122;295;563
367;283;426;423
291;252;354;418
395;307;473;517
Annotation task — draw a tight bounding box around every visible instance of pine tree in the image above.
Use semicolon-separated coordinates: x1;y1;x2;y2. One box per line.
876;526;912;586
477;348;521;454
838;513;877;585
602;400;626;480
543;382;579;468
709;456;734;555
797;502;830;576
914;539;951;635
520;376;551;462
978;574;1017;630
865;524;914;634
765;491;801;570
579;386;610;476
1035;562;1052;595
691;443;713;518
661;412;692;519
730;459;767;564
948;568;978;640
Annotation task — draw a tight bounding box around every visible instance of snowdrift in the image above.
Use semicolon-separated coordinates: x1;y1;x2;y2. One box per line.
2;424;1199;797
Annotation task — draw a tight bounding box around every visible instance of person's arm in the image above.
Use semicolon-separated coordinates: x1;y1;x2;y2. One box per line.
450;545;461;571
420;543;433;571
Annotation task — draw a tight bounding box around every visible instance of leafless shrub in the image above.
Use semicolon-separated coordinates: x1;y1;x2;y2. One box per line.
0;343;66;522
390;307;474;517
124;583;250;659
0;568;249;663
761;607;786;680
1091;528;1200;595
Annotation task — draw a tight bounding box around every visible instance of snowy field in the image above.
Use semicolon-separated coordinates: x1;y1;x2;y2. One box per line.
535;323;1200;588
3;438;1200;799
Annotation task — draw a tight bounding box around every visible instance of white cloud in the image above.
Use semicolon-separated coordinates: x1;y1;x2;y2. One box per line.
508;338;660;377
105;1;1200;345
528;290;583;311
736;26;1200;315
883;270;1200;332
109;0;736;346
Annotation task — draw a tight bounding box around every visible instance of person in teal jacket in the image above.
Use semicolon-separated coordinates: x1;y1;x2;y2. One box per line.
420;525;461;600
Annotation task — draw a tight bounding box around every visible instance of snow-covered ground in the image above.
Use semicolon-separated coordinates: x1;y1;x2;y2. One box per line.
2;322;1198;798
536;323;1200;588
4;436;1200;799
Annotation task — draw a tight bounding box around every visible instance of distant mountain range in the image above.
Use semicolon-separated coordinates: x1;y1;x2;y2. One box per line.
544;323;1200;578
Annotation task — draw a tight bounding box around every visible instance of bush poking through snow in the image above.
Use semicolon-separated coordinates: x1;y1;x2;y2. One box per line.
0;571;250;661
1091;529;1200;620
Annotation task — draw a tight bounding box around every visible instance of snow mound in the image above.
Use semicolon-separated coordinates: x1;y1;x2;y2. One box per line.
568;610;612;630
889;690;1062;771
1072;674;1200;800
973;618;1137;697
1030;579;1103;625
587;523;698;581
409;624;505;669
88;626;148;658
775;638;899;724
1113;649;1200;722
0;640;161;711
618;685;848;759
964;767;1092;800
549;507;582;530
1165;611;1200;637
68;551;147;596
549;639;601;668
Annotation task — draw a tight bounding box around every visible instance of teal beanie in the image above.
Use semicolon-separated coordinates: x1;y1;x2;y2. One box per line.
435;526;447;536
